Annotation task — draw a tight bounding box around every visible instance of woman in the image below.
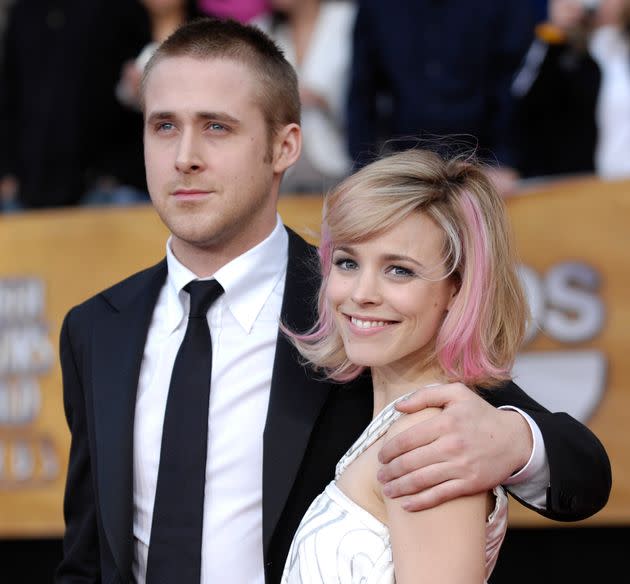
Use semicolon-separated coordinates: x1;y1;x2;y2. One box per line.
282;149;528;583
513;0;630;179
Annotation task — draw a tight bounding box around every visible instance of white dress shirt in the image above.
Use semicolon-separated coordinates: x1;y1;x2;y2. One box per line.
132;217;288;584
501;407;549;508
130;216;549;583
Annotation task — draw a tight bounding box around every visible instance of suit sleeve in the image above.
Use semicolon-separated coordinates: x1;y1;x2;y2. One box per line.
55;309;101;583
483;380;611;522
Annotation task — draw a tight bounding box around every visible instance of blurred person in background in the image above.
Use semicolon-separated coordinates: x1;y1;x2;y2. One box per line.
532;0;550;23
254;0;357;194
197;0;269;22
0;0;151;212
115;0;202;112
347;0;536;197
512;0;630;180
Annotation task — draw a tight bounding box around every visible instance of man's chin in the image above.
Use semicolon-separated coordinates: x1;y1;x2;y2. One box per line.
170;226;225;250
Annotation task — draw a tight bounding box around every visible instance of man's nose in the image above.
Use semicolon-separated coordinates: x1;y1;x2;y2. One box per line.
175;131;205;173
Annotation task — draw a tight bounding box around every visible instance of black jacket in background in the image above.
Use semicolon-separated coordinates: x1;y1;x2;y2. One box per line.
347;0;536;169
512;40;601;178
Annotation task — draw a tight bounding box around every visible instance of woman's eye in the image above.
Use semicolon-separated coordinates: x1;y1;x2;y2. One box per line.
388;265;414;277
334;258;357;271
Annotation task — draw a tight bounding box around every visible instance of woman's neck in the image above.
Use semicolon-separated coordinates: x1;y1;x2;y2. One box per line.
370;365;446;417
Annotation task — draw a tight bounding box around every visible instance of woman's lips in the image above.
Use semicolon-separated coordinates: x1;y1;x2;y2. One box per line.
345;314;397;335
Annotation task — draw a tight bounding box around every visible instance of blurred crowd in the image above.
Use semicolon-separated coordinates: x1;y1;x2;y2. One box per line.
0;0;629;213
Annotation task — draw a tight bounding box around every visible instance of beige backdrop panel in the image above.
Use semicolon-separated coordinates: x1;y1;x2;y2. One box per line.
0;177;627;536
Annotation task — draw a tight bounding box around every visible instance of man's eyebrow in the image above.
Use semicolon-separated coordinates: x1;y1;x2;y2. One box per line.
145;111;241;125
195;111;240;125
146;111;175;124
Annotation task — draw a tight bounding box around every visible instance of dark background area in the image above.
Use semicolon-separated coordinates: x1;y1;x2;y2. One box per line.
0;525;625;583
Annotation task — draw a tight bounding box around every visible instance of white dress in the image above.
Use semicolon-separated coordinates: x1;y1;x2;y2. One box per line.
280;392;509;583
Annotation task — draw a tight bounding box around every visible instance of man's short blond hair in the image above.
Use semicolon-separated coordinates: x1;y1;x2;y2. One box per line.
141;17;300;136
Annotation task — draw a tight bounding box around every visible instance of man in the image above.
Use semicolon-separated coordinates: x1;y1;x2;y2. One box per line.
56;17;611;584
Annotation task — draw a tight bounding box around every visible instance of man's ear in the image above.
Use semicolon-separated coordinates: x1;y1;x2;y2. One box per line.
272;123;301;174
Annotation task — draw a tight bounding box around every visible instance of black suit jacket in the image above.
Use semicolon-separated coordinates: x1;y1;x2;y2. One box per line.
56;229;611;584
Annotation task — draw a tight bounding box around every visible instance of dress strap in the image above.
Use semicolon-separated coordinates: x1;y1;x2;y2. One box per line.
335;391;416;479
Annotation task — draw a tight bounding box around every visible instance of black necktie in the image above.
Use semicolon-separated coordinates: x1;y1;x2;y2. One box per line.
146;279;224;584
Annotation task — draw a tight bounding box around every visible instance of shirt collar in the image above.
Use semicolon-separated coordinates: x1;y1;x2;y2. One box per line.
164;215;288;334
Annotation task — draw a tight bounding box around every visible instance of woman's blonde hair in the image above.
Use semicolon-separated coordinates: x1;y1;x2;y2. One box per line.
288;149;529;388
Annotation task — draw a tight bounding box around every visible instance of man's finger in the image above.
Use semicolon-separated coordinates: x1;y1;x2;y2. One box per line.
396;479;472;512
394;383;461;413
377;414;443;464
381;462;453;499
377;437;443;482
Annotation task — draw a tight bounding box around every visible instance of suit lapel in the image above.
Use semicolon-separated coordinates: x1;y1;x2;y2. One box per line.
262;229;331;554
91;260;167;581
